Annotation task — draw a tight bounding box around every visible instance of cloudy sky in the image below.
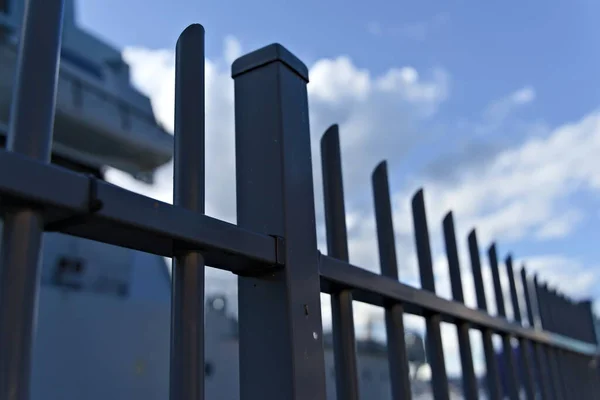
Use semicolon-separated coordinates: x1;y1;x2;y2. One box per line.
77;0;600;377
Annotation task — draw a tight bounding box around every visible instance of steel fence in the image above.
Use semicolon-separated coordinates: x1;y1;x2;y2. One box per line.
0;1;599;399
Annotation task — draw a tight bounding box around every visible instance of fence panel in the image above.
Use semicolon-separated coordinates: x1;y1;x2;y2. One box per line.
0;2;598;400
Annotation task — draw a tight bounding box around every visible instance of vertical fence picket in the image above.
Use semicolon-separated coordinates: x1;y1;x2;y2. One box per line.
442;212;478;400
170;24;206;400
411;189;450;400
505;256;535;399
468;230;502;400
488;244;520;400
321;125;360;400
0;1;65;399
535;277;563;400
232;44;327;400
521;267;550;400
372;161;412;400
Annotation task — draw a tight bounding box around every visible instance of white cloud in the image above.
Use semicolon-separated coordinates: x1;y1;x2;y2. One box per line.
535;209;583;239
223;35;242;66
511;86;536;105
482;85;536;128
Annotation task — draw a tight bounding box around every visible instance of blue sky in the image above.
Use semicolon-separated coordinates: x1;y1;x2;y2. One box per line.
80;0;600;377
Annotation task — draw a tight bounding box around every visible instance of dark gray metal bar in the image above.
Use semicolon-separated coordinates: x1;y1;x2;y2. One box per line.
505;256;521;324
0;149;278;273
372;161;412;400
0;1;65;399
442;212;478;400
549;293;570;400
534;277;563;399
505;257;534;399
169;24;206;400
579;300;598;344
468;231;488;312
549;348;566;400
488;244;520;400
506;266;547;399
521;276;556;399
232;44;327;400
411;189;450;400
467;230;502;400
564;351;579;399
321;125;360;400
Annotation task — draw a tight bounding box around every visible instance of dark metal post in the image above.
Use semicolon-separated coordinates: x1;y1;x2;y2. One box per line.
580;300;598;344
372;161;412;400
170;24;206;400
411;189;450;400
321;125;360;400
488;244;520;400
232;44;327;400
0;1;64;399
521;267;550;400
468;230;502;400
442;212;478;400
505;256;535;399
534;278;563;400
549;292;570;399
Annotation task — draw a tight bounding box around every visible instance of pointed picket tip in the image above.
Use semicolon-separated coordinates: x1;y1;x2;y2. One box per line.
321;124;340;148
442;211;454;227
467;228;477;242
487;242;497;256
411;187;425;206
176;23;205;50
520;265;528;276
372;160;388;180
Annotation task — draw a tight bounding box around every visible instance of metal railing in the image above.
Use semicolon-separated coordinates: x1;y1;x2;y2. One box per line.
0;1;598;399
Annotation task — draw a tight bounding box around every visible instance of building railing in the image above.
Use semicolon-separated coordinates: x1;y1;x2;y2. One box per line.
0;1;598;399
0;28;171;140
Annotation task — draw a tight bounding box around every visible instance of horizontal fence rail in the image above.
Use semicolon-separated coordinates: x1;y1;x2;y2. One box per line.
0;2;599;399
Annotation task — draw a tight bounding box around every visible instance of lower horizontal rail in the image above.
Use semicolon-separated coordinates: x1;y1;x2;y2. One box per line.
319;254;599;356
0;150;279;275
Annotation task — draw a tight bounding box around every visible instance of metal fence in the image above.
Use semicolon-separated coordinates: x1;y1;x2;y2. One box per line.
0;1;599;399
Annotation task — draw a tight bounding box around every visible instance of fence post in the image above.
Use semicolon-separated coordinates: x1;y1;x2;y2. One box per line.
232;44;327;400
579;300;598;345
0;1;64;399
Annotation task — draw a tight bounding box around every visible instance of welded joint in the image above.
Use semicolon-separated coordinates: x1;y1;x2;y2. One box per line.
233;235;285;278
272;235;286;266
44;174;103;231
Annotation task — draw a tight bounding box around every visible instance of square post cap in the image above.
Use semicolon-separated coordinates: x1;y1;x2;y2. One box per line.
231;43;309;82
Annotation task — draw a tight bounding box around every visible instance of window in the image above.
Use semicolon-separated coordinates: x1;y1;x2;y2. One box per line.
205;362;214;377
362;369;372;380
61;48;104;80
52;256;85;290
